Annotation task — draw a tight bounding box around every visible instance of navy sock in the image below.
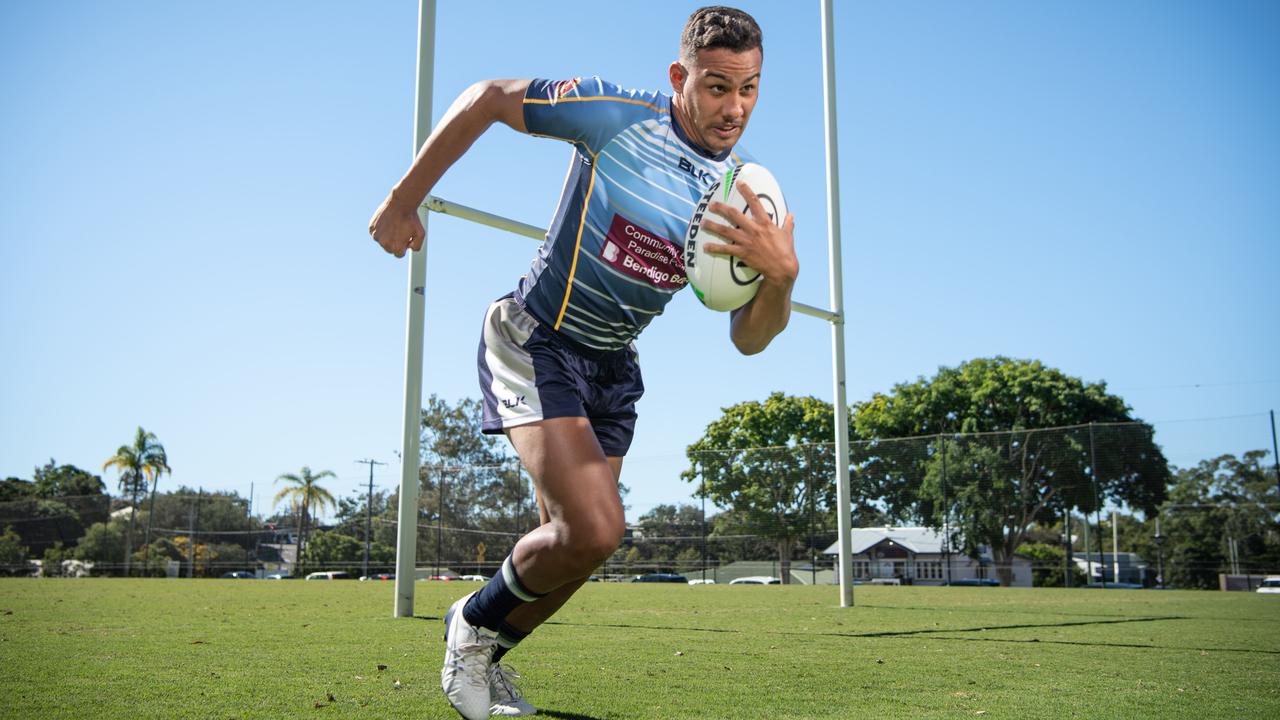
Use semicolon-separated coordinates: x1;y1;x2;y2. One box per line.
492;621;531;663
462;555;545;632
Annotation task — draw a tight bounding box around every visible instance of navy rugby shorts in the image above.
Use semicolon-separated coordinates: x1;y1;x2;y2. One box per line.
477;295;643;457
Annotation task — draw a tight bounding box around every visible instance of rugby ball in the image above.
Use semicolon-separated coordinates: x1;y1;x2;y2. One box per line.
683;163;787;312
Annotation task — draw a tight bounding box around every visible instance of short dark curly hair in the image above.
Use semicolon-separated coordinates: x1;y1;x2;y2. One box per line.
680;6;763;64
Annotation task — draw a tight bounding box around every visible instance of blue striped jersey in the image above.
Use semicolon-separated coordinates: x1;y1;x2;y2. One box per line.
515;77;748;352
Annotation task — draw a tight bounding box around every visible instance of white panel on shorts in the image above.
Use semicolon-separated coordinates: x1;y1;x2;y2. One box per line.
482;298;545;428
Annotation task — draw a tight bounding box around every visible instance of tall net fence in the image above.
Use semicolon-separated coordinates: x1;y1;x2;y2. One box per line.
2;421;1277;587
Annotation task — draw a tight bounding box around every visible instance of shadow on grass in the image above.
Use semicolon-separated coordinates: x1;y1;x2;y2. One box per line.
545;615;1280;655
538;711;606;720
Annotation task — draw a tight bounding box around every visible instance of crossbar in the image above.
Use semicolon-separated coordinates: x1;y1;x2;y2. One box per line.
423;195;840;323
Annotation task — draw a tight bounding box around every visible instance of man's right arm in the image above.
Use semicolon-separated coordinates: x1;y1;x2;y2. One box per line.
369;79;531;258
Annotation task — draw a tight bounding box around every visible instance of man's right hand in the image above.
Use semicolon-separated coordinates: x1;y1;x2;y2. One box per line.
368;191;424;258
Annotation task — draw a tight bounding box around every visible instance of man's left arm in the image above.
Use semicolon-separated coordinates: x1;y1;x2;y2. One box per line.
701;181;799;355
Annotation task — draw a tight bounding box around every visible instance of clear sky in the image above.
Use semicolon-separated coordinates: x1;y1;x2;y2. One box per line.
2;1;1277;523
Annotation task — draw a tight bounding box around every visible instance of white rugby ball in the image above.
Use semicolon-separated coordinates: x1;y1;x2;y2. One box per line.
683;162;787;312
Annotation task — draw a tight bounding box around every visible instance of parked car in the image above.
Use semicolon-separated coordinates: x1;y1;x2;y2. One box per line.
304;571;352;580
263;572;290;580
631;573;689;583
359;573;395;581
1257;576;1280;594
688;578;716;585
729;576;780;585
220;571;255;579
458;574;489;582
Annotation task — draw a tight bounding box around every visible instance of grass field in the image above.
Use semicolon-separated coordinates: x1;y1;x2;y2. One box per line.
1;579;1278;719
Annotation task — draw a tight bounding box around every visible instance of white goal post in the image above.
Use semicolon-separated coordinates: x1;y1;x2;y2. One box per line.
393;0;854;616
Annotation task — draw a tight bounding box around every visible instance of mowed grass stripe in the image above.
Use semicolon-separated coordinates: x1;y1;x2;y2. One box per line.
1;580;1277;719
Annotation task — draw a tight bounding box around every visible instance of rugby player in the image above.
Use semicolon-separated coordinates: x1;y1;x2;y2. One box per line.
368;7;797;718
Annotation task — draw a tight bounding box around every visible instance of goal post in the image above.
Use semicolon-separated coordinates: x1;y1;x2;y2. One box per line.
393;0;855;615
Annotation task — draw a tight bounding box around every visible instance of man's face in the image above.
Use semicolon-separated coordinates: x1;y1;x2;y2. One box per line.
670;47;762;155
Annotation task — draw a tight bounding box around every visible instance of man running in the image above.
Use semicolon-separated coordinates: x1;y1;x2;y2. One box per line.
368;7;797;718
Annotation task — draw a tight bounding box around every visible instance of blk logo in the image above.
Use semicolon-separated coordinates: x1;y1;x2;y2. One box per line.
502;396;526;409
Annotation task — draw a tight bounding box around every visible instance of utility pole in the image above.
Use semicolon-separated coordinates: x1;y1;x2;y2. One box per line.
355;459;386;578
1270;410;1279;501
187;487;202;579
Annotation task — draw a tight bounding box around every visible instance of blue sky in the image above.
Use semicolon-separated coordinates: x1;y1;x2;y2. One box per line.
2;1;1277;523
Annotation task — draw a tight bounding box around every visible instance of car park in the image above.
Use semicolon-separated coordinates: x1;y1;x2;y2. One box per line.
1258;576;1280;594
263;572;290;580
458;574;489;582
630;573;689;583
304;571;352;580
220;571;255;579
729;576;780;585
687;578;716;585
359;573;395;581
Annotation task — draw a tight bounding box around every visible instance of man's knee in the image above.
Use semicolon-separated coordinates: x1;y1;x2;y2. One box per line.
558;516;624;565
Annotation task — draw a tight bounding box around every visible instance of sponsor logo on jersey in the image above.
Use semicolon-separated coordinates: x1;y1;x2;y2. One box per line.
601;214;686;290
678;156;717;187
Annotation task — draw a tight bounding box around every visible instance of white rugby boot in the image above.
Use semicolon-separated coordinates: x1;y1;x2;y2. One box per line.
441;593;498;720
489;663;537;716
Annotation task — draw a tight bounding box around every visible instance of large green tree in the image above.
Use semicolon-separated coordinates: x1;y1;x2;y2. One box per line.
683;393;843;583
273;467;336;576
1161;451;1280;589
852;357;1169;586
103;427;170;575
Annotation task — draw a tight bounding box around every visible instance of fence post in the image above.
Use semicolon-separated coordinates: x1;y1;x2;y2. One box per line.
1089;422;1106;588
941;434;951;585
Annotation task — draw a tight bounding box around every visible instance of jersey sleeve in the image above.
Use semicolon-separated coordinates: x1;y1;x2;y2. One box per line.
523;77;668;157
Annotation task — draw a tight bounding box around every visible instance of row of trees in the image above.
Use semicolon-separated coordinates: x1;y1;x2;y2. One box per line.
4;358;1275;587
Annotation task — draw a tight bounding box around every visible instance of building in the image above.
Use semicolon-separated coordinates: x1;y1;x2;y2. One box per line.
822;526;1032;587
1071;552;1149;586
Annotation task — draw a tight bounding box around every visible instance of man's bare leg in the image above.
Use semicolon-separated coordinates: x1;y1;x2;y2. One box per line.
502;417;625;593
503;454;623;632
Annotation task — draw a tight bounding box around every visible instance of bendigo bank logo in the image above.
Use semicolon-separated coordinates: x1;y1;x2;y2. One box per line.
599;215;686;291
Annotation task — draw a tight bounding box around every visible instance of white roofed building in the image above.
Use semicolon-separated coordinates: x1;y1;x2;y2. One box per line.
823;526;1032;587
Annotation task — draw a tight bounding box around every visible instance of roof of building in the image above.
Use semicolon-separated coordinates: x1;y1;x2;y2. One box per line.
820;527;948;555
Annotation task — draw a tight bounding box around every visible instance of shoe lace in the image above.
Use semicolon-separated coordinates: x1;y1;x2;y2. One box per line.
447;638;496;687
489;663;525;704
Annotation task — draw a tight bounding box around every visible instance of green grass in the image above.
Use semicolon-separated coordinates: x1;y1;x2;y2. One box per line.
1;579;1278;719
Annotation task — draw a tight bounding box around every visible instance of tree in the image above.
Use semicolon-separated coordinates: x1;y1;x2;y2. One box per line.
852;357;1170;586
305;530;394;575
273;467;336;576
618;504;705;574
73;521;127;569
31;460;110;529
683;393;840;583
0;525;28;576
1161;451;1280;589
103;427;170;575
414;396;532;570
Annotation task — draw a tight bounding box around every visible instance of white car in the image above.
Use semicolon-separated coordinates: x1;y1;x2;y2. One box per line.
304;571;352;580
687;578;716;585
458;574;489;582
1257;576;1280;594
729;576;781;585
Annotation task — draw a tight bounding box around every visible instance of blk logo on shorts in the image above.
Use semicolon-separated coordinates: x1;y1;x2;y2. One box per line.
502;396;526;409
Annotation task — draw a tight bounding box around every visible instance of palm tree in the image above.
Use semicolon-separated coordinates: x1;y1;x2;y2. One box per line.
274;467;336;576
103;427;170;576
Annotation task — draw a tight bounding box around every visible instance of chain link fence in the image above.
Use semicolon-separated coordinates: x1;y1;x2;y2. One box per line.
3;421;1277;587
